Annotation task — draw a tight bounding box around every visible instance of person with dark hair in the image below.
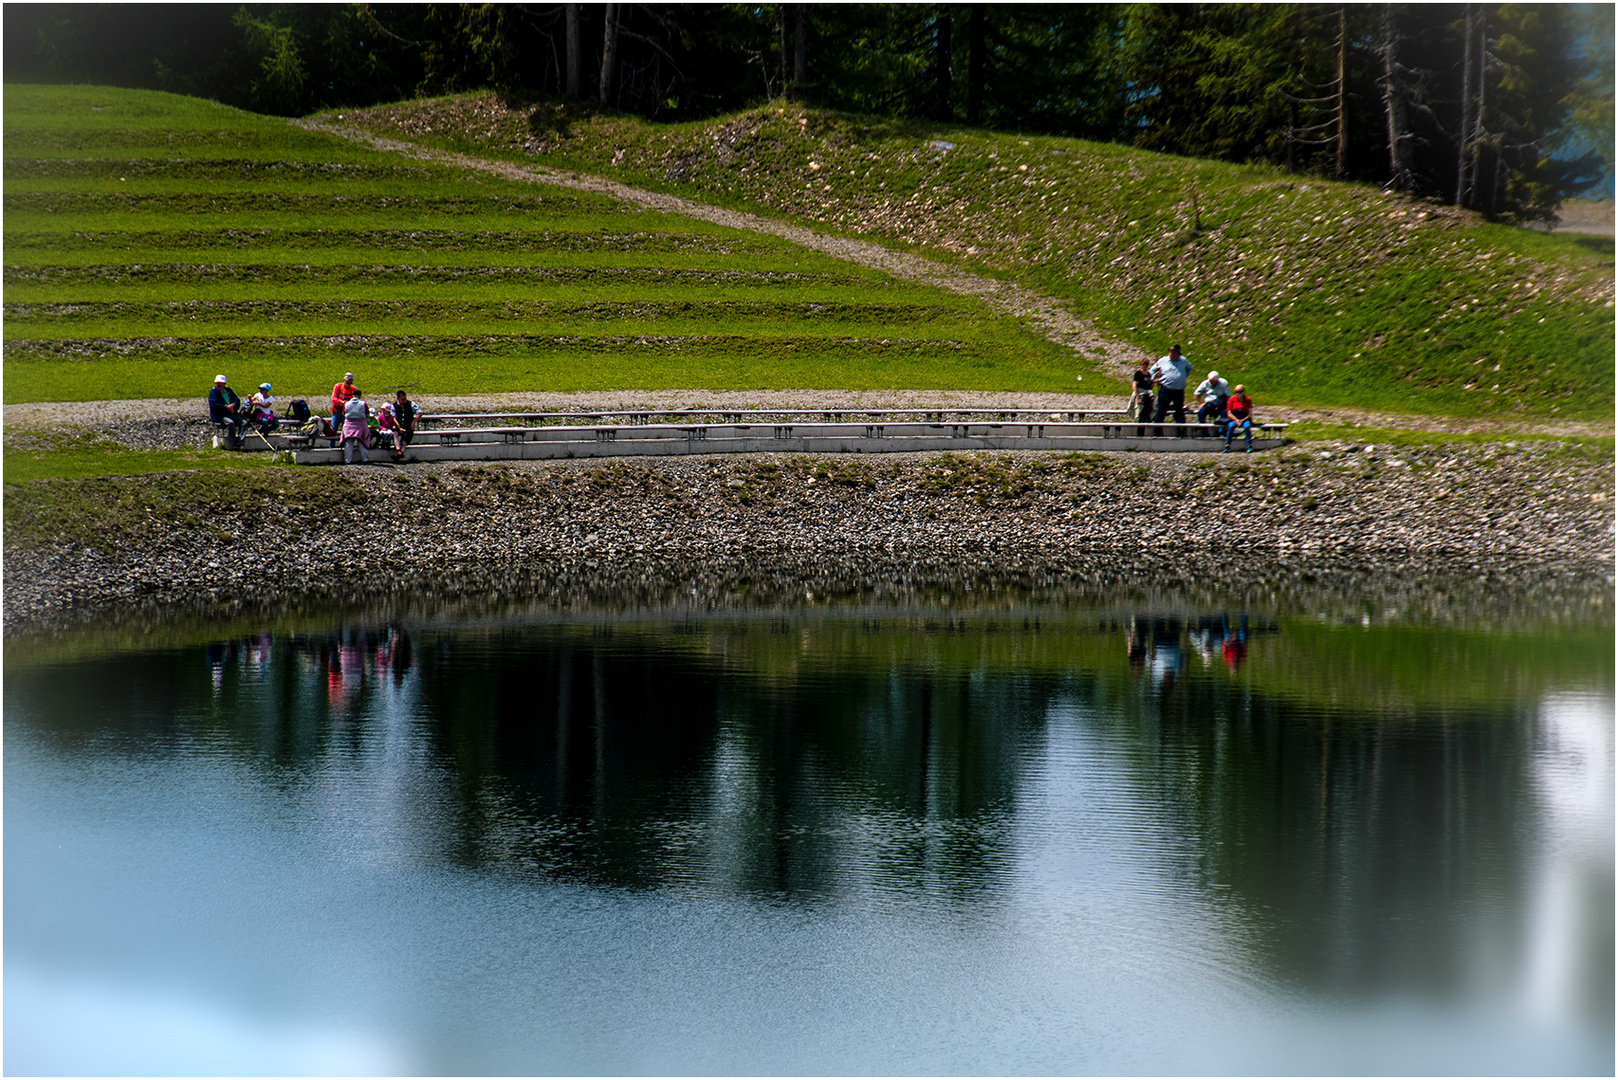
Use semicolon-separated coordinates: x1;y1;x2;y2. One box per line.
1150;344;1193;432
341;391;371;464
330;371;357;430
391;390;419;455
1129;357;1155;436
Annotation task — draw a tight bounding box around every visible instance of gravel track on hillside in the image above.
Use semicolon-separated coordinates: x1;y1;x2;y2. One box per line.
288;117;1613;440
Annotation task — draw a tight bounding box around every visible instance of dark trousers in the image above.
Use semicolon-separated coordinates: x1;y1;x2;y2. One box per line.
1153;388;1186;433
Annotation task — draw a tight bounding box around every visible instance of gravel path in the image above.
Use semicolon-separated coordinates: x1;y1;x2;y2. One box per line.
288;117;1613;440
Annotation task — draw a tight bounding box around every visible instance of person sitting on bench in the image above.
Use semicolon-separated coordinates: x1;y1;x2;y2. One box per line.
1193;371;1231;427
207;374;244;447
1223;385;1255;453
248;382;280;434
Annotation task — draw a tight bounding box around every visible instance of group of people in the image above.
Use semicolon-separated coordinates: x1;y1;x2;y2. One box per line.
207;374;281;443
326;371;419;464
1128;344;1257;452
207;371;419;463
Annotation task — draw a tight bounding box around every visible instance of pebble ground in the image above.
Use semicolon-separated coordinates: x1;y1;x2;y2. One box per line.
4;392;1612;635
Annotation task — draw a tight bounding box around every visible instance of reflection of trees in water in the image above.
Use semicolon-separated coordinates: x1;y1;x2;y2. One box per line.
412;625;1042;902
7;612;1604;1004
1100;617;1539;997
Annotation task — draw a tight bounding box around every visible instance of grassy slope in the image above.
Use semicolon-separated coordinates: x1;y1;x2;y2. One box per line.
2;84;1077;406
344;93;1616;423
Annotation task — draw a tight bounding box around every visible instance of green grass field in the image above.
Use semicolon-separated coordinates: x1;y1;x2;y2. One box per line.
345;92;1615;422
3;84;1082;406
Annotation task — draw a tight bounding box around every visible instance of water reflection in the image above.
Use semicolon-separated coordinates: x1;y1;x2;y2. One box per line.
6;602;1612;1074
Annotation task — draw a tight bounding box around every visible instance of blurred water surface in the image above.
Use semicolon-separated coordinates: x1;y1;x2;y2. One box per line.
6;595;1612;1075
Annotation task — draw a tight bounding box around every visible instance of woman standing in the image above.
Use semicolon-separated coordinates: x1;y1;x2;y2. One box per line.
1129;358;1154;435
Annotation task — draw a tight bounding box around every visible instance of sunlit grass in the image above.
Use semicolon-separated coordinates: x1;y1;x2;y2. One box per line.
6;84;1092;407
346;91;1615;423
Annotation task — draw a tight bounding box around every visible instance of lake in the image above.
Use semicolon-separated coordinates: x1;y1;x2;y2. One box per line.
5;581;1612;1075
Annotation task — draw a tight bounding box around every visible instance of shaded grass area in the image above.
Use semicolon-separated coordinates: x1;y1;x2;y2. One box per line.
5;84;1085;406
4;462;347;550
345;92;1615;422
3;431;285;483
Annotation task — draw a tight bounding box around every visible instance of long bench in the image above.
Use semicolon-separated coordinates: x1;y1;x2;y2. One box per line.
277;416;1289;464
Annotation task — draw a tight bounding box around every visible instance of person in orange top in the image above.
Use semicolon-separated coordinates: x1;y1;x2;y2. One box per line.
330;372;357;428
1223;385;1255;453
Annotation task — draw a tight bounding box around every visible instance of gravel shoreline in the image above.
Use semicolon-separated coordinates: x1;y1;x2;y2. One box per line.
5;402;1612;636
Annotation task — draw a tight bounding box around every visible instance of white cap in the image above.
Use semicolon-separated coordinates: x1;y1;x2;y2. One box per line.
214;374;227;383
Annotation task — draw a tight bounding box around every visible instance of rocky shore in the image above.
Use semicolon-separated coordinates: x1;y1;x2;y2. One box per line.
4;394;1612;636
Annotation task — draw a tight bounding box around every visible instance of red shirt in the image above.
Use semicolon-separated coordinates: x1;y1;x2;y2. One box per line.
1226;393;1253;421
331;381;357;412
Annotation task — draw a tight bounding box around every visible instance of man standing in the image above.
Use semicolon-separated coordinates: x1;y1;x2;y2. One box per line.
331;372;357;429
1151;344;1193;430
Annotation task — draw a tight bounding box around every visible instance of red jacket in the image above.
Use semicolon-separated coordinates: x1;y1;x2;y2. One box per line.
1226;393;1253;421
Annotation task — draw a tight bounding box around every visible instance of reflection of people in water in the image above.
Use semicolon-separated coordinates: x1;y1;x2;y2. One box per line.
1149;617;1185;693
1221;613;1249;671
1126;613;1259;683
1126;617;1150;678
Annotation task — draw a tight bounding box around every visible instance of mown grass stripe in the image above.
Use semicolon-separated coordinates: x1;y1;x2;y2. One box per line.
4;85;1101;406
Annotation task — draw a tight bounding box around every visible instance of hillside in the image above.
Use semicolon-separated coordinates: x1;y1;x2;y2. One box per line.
2;84;1075;406
344;93;1616;423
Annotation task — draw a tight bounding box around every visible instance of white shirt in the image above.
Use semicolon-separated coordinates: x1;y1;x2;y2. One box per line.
1194;377;1229;404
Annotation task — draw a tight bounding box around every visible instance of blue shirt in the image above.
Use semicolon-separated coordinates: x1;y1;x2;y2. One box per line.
1152;355;1193;390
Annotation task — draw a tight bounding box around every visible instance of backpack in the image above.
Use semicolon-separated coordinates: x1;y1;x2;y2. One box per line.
287;398;311;423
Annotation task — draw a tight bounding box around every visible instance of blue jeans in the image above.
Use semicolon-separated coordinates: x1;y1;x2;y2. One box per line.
1224;417;1252;450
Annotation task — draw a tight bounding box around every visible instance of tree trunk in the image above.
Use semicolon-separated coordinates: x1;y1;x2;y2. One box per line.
1334;6;1348;178
599;3;619;106
1380;3;1413;190
1457;2;1477;205
1287;98;1298;174
778;4;789;100
565;3;581;99
934;7;952;122
966;5;984;125
793;4;807;88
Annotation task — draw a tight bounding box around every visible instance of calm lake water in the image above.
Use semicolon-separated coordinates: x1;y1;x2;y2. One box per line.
6;589;1613;1075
